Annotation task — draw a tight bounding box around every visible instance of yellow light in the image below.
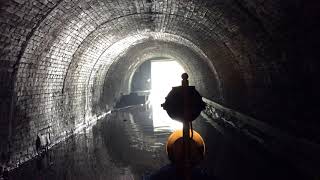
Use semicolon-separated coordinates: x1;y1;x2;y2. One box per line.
166;129;205;165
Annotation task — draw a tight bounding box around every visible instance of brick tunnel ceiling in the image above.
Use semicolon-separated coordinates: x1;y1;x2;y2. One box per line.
1;0;320;165
3;0;277;114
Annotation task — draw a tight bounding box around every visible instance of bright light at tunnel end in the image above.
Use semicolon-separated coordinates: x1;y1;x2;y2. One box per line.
150;60;185;131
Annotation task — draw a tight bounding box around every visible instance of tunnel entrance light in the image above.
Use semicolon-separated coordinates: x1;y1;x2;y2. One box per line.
150;60;184;131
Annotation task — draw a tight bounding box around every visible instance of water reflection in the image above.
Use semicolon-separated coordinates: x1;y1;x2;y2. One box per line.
7;105;305;180
151;102;182;132
8;106;171;180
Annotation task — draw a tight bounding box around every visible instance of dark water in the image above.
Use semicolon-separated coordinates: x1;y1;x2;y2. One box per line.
8;105;306;180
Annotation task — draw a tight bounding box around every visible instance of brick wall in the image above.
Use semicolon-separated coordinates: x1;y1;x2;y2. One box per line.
0;0;317;169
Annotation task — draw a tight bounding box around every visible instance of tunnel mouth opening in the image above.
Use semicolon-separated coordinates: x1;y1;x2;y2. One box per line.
150;59;184;131
114;58;186;131
99;38;224;120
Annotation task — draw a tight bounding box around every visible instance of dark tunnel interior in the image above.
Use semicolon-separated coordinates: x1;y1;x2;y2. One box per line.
0;0;320;179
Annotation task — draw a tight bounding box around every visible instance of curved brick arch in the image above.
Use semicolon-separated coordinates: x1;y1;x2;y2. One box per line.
7;1;245;167
63;31;226;122
1;0;316;170
98;39;228;113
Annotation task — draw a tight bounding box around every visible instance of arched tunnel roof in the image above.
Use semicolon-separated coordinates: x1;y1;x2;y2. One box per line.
6;0;272;117
0;0;319;169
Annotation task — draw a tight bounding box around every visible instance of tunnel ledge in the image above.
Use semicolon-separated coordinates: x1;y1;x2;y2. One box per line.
201;98;320;178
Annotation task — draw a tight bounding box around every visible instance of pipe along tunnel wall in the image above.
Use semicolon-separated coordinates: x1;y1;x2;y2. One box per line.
0;0;319;177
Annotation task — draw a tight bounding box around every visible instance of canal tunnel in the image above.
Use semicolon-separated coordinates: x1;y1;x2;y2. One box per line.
0;0;319;179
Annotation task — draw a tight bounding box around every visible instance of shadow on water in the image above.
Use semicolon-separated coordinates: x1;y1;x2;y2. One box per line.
7;105;307;180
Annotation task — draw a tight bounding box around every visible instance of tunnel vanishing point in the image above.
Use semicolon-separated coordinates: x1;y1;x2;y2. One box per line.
0;0;319;179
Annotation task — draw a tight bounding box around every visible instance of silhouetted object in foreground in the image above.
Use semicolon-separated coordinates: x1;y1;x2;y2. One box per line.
144;128;209;180
161;73;206;121
166;130;205;166
144;129;210;180
146;73;209;179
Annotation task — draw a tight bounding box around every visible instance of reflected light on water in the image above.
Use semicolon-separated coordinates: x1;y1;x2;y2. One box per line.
150;60;184;132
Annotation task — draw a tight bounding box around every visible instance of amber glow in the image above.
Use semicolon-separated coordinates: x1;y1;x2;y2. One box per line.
166;129;205;164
